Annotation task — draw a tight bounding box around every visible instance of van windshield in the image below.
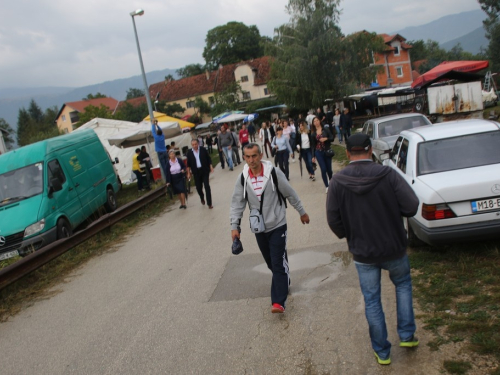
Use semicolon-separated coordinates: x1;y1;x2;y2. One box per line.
0;162;44;205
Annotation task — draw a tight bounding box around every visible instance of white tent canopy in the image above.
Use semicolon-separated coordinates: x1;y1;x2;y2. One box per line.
75;118;186;184
107;121;181;148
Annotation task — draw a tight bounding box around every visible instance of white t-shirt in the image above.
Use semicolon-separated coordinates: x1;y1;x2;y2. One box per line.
301;133;310;149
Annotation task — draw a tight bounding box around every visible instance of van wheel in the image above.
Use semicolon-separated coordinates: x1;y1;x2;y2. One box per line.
403;217;425;248
104;188;117;212
57;218;72;240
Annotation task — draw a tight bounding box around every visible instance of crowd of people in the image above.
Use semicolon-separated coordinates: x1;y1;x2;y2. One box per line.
136;110;419;366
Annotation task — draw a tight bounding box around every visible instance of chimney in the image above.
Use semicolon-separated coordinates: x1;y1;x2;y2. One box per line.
206;70;210;80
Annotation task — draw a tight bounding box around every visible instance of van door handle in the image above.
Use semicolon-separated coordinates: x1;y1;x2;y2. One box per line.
75;183;80;188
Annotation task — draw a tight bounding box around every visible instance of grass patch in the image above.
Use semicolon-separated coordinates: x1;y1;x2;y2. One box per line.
331;145;348;166
443;360;472;375
408;241;500;372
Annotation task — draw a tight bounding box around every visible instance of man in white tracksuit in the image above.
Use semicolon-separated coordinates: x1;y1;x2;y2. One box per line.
230;143;310;314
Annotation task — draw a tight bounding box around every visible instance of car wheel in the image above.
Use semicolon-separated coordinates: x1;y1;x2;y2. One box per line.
57;218;73;240
104;188;117;212
403;217;425;248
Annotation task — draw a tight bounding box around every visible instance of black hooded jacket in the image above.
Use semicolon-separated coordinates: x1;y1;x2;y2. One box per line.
326;161;419;263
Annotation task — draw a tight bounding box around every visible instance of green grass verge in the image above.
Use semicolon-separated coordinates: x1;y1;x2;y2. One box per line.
331;144;348;166
408;241;500;373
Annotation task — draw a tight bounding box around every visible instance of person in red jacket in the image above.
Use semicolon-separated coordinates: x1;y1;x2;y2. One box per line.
239;123;250;149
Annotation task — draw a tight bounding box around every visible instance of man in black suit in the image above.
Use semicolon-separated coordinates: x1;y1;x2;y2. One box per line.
186;139;214;208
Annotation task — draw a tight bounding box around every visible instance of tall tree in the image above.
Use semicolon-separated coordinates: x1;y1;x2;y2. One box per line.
163;103;185;117
203;22;264;70
126;88;145;100
266;0;384;108
16;101;60;146
164;74;176;82
479;0;500;72
82;93;107;100
0;118;15;150
176;64;205;78
115;102;149;123
74;104;114;128
210;82;242;116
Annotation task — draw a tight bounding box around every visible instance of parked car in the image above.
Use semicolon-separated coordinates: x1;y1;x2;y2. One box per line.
361;113;431;163
0;129;120;260
381;119;500;246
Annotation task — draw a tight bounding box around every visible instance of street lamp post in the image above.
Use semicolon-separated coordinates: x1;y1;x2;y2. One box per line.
130;9;155;124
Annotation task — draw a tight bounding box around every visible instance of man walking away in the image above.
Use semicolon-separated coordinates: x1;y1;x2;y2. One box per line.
326;133;419;365
218;125;234;171
230;143;310;314
231;127;242;166
339;107;353;140
186;139;214;209
151;120;169;180
239;123;250;150
247;122;256;142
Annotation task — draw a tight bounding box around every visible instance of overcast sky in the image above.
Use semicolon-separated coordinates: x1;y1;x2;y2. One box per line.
0;0;482;90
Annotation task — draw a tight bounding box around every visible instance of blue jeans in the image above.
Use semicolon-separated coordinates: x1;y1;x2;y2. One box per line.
314;150;333;187
255;224;289;307
276;150;290;179
335;126;342;142
157;151;169;181
354;254;416;360
300;148;314;176
222;146;234;169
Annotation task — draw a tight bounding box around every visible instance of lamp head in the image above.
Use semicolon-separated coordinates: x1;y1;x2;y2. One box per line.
130;9;144;16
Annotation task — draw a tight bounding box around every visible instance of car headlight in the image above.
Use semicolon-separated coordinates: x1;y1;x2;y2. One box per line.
24;219;46;237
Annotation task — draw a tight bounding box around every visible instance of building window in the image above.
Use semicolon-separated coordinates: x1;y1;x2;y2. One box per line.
186;100;195;108
208;96;214;105
396;66;403;77
62;115;66;122
242;92;251;100
264;88;269;95
240;75;249;82
394;45;400;56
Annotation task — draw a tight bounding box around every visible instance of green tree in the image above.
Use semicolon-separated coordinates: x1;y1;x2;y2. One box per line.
164;74;175;82
114;102;149;122
176;64;205;78
267;0;384;108
164;103;185;117
479;0;500;71
0;118;15;150
126;88;145;100
203;22;264;70
16;101;60;146
82;93;107;100
211;82;242;116
74;104;114;128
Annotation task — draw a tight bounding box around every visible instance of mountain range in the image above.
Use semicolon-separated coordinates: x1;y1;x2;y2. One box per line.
1;9;489;136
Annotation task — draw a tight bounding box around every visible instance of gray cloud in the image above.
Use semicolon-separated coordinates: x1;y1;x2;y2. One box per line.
0;0;482;89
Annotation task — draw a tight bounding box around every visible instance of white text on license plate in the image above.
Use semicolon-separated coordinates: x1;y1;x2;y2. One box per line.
0;250;19;261
471;198;500;213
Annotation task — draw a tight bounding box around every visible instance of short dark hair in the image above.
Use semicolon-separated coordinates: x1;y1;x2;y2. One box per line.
135;148;141;153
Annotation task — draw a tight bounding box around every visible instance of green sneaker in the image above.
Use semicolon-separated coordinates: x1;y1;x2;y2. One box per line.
374;352;391;365
400;335;419;348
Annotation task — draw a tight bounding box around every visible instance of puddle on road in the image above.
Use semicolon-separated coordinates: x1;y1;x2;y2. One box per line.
210;245;354;302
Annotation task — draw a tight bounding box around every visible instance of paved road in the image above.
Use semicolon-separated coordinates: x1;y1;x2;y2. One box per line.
0;153;444;374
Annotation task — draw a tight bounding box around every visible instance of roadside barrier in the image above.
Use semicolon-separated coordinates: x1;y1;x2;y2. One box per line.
0;185;167;290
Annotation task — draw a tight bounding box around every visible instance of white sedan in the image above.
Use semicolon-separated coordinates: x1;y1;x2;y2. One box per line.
382;119;500;246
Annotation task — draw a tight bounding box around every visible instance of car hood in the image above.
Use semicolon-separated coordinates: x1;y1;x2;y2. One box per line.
0;195;43;235
378;135;399;148
418;164;500;202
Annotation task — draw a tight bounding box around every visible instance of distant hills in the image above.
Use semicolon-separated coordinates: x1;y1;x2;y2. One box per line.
0;68;177;134
441;26;488;55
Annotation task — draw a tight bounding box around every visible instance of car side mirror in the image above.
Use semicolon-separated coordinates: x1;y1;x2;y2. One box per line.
380;152;390;161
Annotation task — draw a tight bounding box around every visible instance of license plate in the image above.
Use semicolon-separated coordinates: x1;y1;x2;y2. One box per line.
471;197;500;213
0;250;19;261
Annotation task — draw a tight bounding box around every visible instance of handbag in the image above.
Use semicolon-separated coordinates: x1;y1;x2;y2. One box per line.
249;208;266;233
325;148;335;158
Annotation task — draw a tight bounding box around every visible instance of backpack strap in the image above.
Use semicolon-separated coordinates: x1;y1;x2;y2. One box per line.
240;167;287;210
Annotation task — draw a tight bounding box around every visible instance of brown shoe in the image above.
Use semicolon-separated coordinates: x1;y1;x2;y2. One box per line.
209;205;213;209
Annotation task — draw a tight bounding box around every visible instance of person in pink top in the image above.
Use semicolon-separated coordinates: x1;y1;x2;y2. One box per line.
239;123;250;149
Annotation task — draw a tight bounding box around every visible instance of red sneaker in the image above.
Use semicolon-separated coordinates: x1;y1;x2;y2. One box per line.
271;303;285;314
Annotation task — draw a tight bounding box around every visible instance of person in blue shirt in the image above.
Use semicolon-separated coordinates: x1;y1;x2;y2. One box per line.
271;127;293;180
151;120;169;180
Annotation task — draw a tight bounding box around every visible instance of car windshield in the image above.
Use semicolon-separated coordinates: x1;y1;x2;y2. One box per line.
417;131;500;175
0;162;44;205
377;116;430;138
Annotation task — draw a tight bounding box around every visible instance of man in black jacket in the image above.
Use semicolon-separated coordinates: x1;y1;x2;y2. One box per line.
326;133;419;366
186;139;214;208
339;107;353;140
